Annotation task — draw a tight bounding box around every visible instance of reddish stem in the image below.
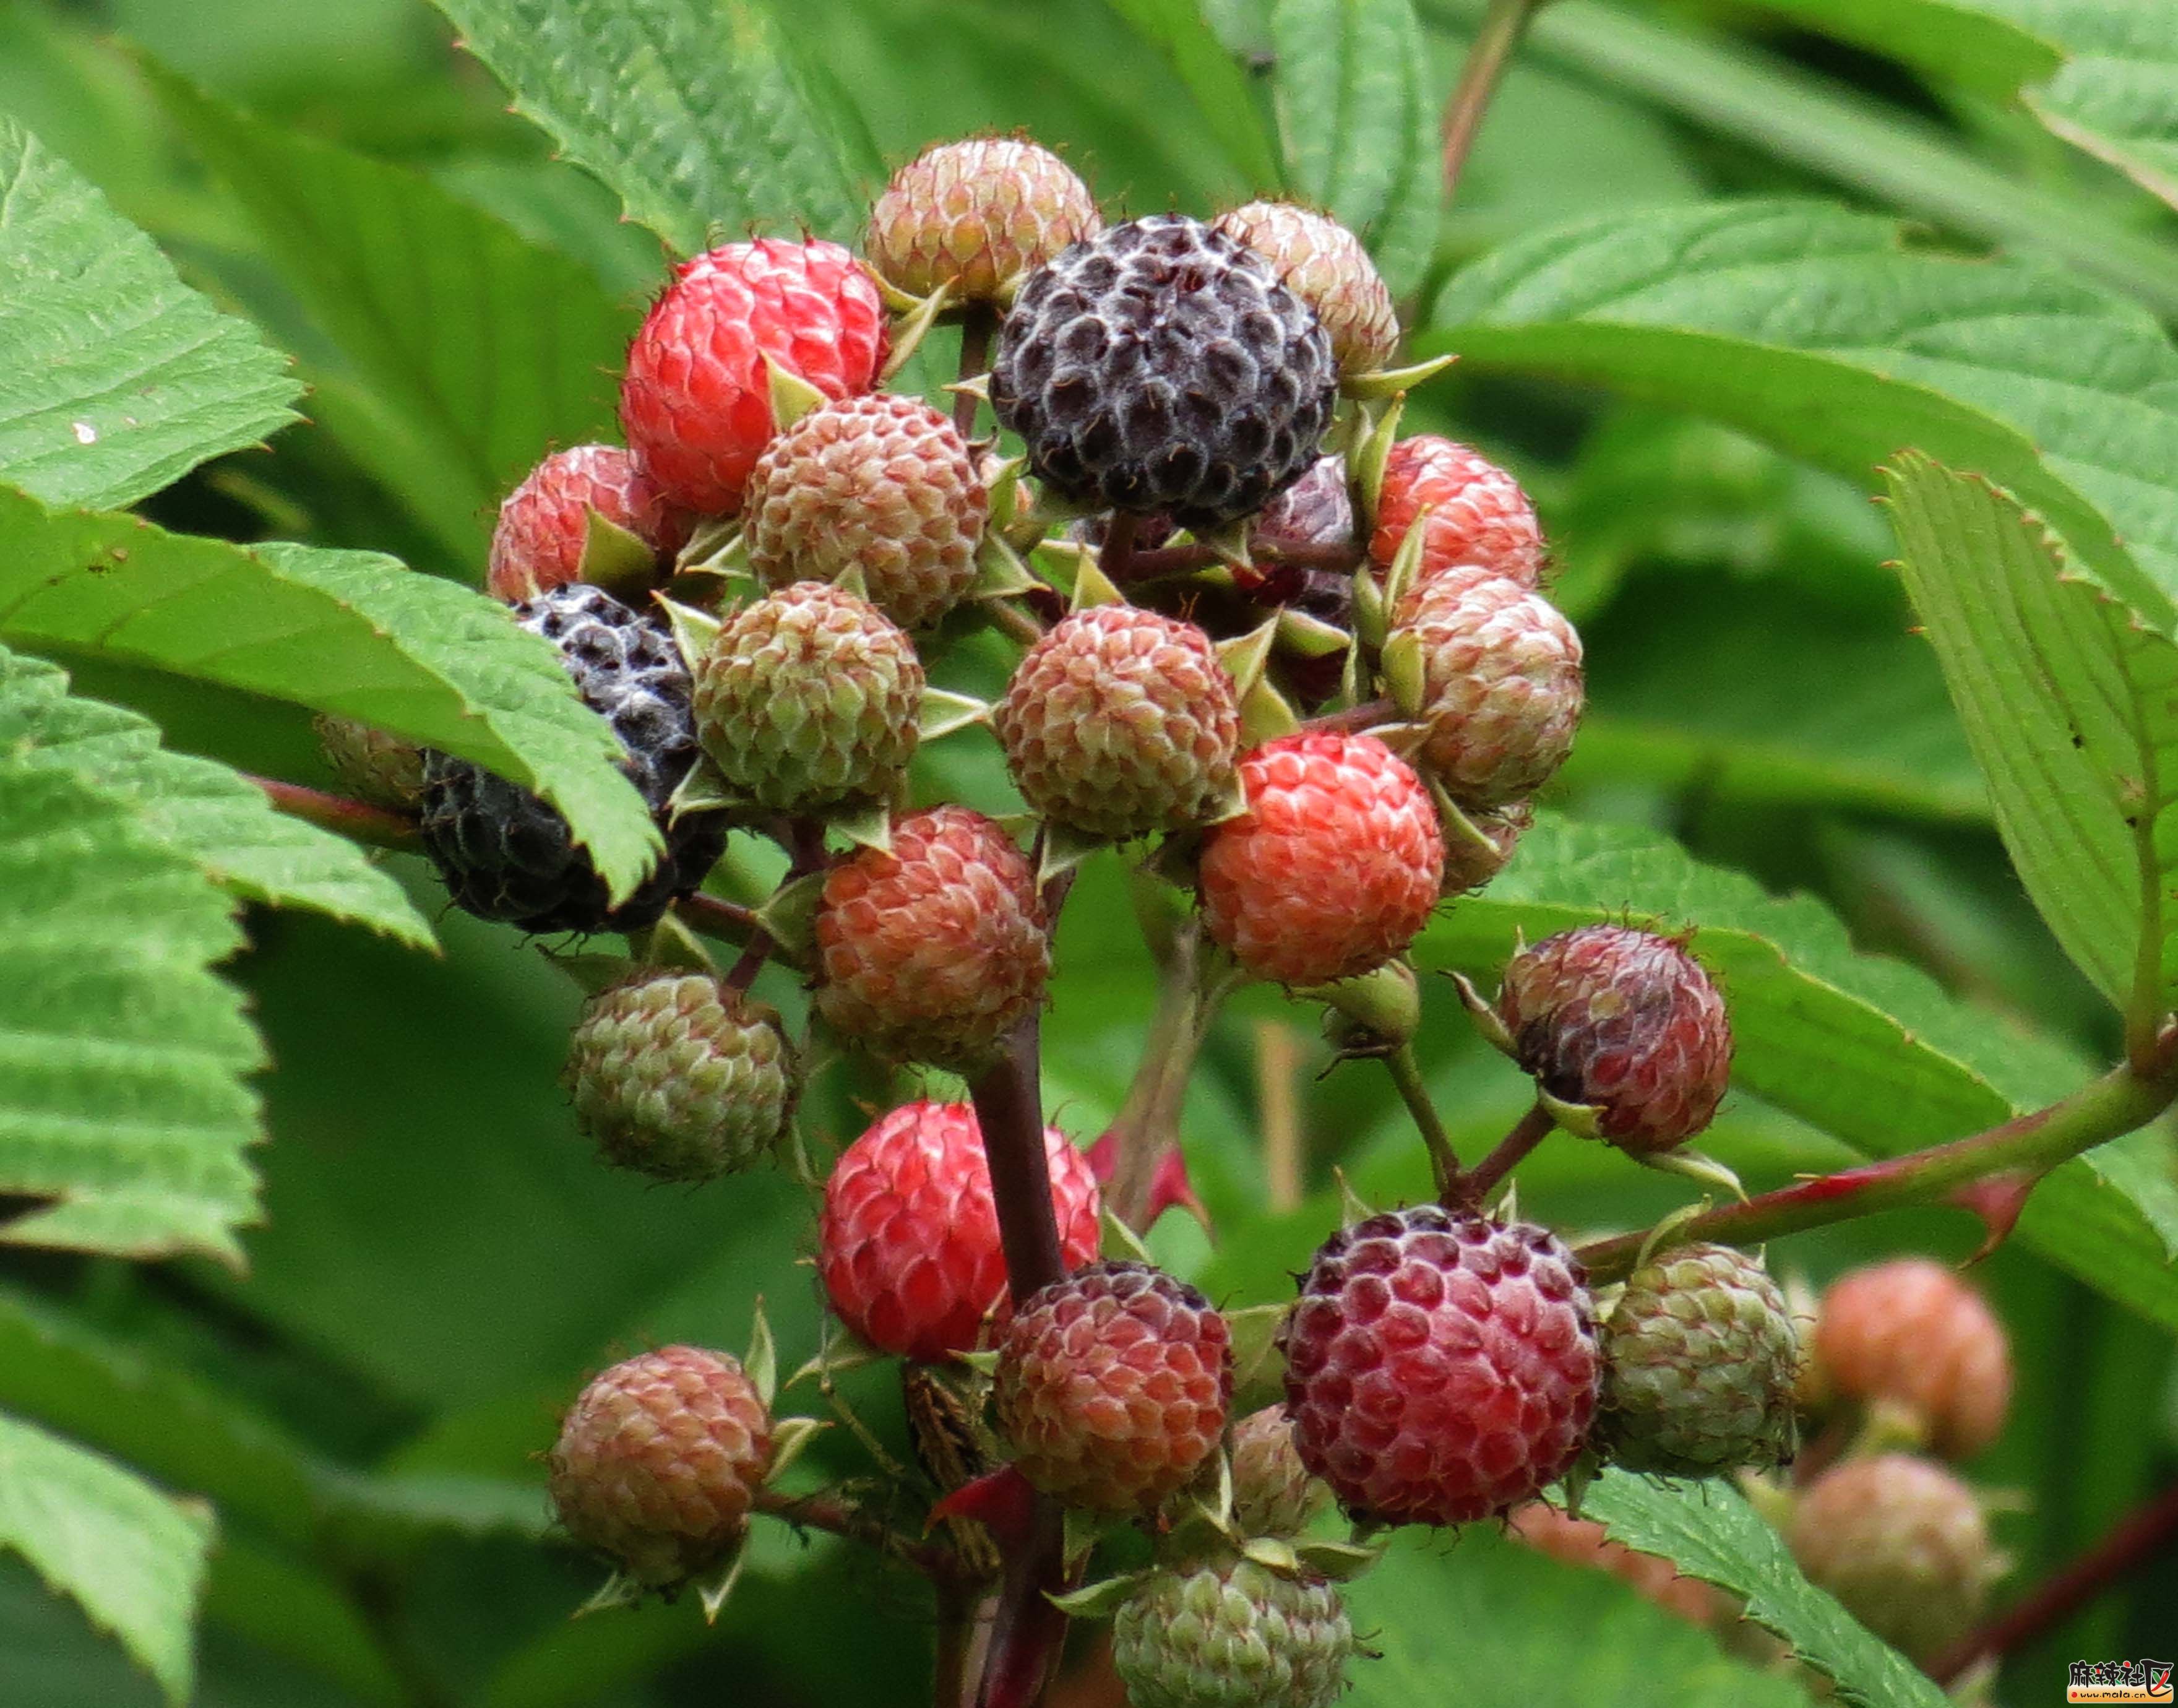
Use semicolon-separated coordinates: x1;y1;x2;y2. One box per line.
1303;697;1396;736
751;1487;960;1584
252;775;421;852
1931;1482;2178;1683
1454;1102;1554;1207
673;891;764;947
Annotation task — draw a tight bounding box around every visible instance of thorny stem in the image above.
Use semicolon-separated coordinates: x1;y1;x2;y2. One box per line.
955;309;995;439
751;1488;961;1585
1930;1481;2178;1684
1454;1102;1555;1207
1384;1045;1462;1197
252;775;421;852
1440;0;1544;199
1576;1033;2178;1282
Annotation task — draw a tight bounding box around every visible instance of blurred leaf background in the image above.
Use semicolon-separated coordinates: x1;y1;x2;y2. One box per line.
0;0;2173;1702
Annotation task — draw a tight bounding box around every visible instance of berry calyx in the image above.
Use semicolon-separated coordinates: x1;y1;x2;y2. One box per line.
1598;1242;1798;1477
564;973;796;1183
1282;1207;1601;1527
818;1100;1101;1362
814;805;1051;1071
1812;1257;2013;1460
547;1345;772;1589
995;605;1241;840
1111;1555;1355;1708
992;213;1337;527
619;238;887;515
1369;436;1543;590
488;444;692;603
1392;567;1583;808
994;1261;1232;1514
692;580;924;813
865;137;1103;304
1215;201;1399;378
1228;1404;1333;1540
1199;731;1444;985
743;395;986;630
1495;925;1732;1152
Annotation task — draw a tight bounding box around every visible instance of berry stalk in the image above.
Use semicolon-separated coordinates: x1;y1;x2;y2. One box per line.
1101;920;1234;1229
1575;1035;2178;1280
1455;1100;1555;1206
1383;1045;1463;1196
1440;0;1545;198
252;774;423;852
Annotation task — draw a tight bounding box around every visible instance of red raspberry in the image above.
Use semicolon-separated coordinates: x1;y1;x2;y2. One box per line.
487;444;693;603
1788;1454;1997;1666
744;395;987;629
819;1100;1102;1363
1369;436;1541;589
994;1261;1232;1514
1215;201;1400;377
1813;1259;2012;1459
1199;732;1444;985
1507;1500;1727;1627
1496;925;1731;1152
547;1345;771;1587
866;137;1103;303
814;805;1051;1071
1281;1207;1601;1526
1393;566;1583;808
619;239;887;515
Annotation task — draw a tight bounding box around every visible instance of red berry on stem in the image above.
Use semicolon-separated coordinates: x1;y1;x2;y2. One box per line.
1370;436;1542;590
1813;1257;2013;1459
488;444;692;603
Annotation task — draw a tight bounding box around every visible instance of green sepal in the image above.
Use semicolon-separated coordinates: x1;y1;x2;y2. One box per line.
1289;1537;1385;1582
572;1571;643;1618
1214;620;1278;700
971;534;1040;600
1340;350;1457;402
880;278;954;382
1238;676;1301;745
695;1548;749;1624
1448;970;1516;1055
983;455;1030;532
1536;1088;1600;1140
949;1348;1002;1379
746;1300;778;1408
919;688;992;741
1436;792;1500;880
1380;501;1430;611
545;951;637;996
656;595;723;666
1556;1449;1602;1520
667;753;738;822
1203;773;1251;827
831;564;872;603
1062;1506;1116;1569
579;506;663;598
943;373;992;413
1379;629;1427;718
632;910;717;975
828;798;894;855
1301;960;1421;1052
1038;820;1107;889
1070;554;1127;611
1276;606;1351;660
676;517;745;574
752;870;827;957
1046;1572;1148;1620
1241;1536;1302;1576
1333;1166;1375;1227
1099;1203;1155;1264
1351;565;1388;652
1190;519;1252;570
1631;1201;1717;1272
762;1415;829;1485
764;352;828;431
1350;392;1408;524
1225;1300;1289;1408
872;272;926;316
1639;1147;1748;1201
785;1339;884;1393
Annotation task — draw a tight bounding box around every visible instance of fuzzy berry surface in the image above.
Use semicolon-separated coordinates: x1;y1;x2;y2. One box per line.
865;137;1102;303
1112;1555;1354;1708
1228;1404;1332;1539
564;975;796;1183
994;1261;1232;1514
1599;1242;1798;1477
814;805;1050;1071
996;605;1241;840
693;580;924;813
1814;1258;2012;1459
744;395;986;629
548;1345;772;1588
1369;436;1543;589
1497;925;1732;1152
991;214;1336;527
314;714;424;812
488;444;692;603
1215;200;1399;377
819;1100;1101;1362
1199;731;1444;985
1281;1207;1601;1527
1393;567;1583;808
620;238;887;515
419;586;725;934
1788;1453;1996;1665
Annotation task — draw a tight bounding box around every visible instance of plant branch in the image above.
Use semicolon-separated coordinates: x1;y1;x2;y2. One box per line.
1575;1039;2178;1281
252;775;421;852
1384;1045;1461;1197
1303;697;1395;735
752;1487;961;1584
1931;1481;2178;1684
955;309;995;439
1441;0;1544;199
1455;1101;1554;1206
673;891;765;949
1103;920;1231;1229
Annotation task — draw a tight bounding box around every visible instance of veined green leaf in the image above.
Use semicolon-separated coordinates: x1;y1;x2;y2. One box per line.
1269;0;1441;296
0;1412;212;1706
1426;199;2178;615
0;486;660;902
0;647;432;948
1109;0;1281;189
1740;0;2062;100
1431;815;2178;1328
427;0;869;256
1885;454;2178;1019
0;116;298;510
1580;1471;1947;1708
145;64;638;564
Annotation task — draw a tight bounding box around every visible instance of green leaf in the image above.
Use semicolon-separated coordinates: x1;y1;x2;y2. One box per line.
0;1412;212;1706
0;679;259;1262
1269;0;1442;296
1705;0;2062;101
0;115;298;511
0;646;432;947
427;0;869;256
1886;454;2178;1020
1109;0;1281;189
1579;1470;1947;1708
1431;815;2178;1329
0;486;660;902
1426;199;2178;615
145;63;638;564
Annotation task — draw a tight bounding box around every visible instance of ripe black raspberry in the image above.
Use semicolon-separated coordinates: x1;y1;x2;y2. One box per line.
420;586;725;934
991;214;1336;527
